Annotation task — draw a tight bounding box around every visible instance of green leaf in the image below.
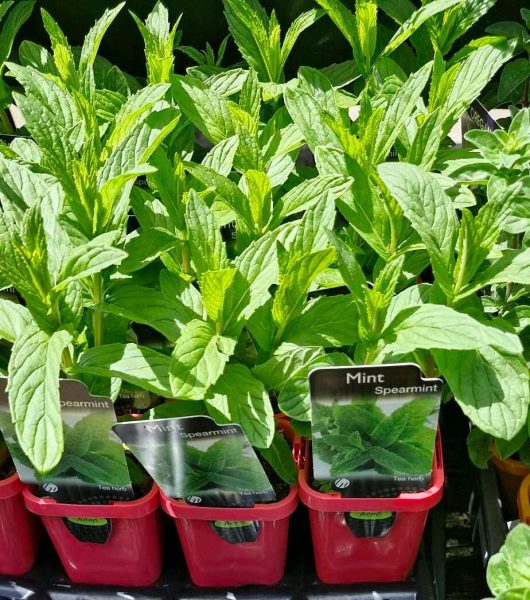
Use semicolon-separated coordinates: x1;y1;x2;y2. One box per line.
104;83;171;154
378;163;458;298
434;346;529;441
466;427;493;469
239;69;260;120
102;283;197;343
252;343;323;390
283;295;358;347
368;61;432;164
435;0;497;55
202;135;239;177
56;232;126;289
223;0;276;82
171;75;234;144
356;0;378;64
407;109;444;170
0;0;34;74
382;0;463;56
272;175;353;225
281;9;324;68
8;325;72;473
234;221;298;317
77;343;173;397
272;247;335;336
487;525;530;597
170;320;236;400
200;268;249;337
479;249;530;290
284;80;340;154
0;298;30;343
185;163;254;229
278;352;352;421
78;3;124;76
208;363;274;448
314;0;364;74
437;38;516;133
384;304;522;356
259;430;297;484
186;190;228;275
119;227;179;274
499;59;530;103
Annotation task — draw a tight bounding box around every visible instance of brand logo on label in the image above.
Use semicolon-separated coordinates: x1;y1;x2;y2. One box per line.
334;478;351;489
43;483;58;493
187;495;202;504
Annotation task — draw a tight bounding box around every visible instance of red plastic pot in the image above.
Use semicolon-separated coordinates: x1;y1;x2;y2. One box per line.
160;484;297;587
0;473;40;575
297;433;444;584
160;418;298;587
23;484;163;586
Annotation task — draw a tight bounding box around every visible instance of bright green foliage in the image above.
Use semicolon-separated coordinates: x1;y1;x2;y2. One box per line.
223;0;323;83
131;2;181;84
486;8;530;105
486;524;530;599
0;0;33;128
312;398;438;476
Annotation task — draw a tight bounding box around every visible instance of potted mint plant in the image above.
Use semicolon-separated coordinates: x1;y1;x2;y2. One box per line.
0;5;179;586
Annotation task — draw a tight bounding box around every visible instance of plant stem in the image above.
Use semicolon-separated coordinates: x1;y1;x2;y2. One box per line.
92;273;104;347
0;109;13;135
505;233;520;301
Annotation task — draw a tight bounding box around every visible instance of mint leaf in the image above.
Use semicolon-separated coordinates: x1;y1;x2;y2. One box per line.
186;190;228;276
384;304;522;356
379;162;459;298
259;430;296;484
170;320;236;400
172;75;234;144
56;232;126;289
101;283;196;342
0;298;30;343
8;325;72;473
283;295;358;347
77;343;173;397
434;346;529;441
208;363;274;448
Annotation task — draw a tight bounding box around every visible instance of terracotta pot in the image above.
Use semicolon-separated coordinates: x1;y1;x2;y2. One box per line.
491;447;530;520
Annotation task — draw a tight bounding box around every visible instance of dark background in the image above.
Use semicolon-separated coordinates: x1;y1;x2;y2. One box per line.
17;0;525;79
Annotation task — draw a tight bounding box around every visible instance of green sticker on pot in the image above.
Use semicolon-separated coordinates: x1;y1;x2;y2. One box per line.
64;516;112;544
67;517;108;527
349;511;392;521
214;520;254;528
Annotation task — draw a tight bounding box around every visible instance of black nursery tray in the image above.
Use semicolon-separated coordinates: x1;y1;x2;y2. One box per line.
0;502;444;600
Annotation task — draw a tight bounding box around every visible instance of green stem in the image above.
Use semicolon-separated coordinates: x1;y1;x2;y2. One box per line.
181;243;190;275
92;273;104;347
506;233;520;301
0;109;13;135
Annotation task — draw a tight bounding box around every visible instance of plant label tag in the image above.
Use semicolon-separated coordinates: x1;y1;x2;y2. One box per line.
461;99;505;140
0;377;134;504
113;415;276;508
309;363;442;498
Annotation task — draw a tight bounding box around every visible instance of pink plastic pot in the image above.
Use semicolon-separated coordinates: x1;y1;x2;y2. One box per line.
160;484;298;587
0;473;40;575
23;484;163;586
297;434;444;584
